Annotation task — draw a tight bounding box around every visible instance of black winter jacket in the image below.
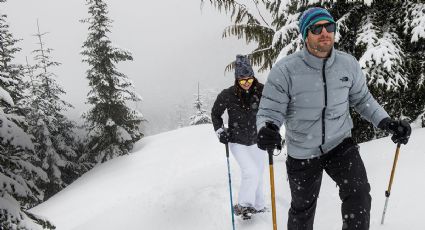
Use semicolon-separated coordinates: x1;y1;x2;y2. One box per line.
211;80;264;145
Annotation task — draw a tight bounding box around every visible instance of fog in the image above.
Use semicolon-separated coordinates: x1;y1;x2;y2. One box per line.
4;0;266;135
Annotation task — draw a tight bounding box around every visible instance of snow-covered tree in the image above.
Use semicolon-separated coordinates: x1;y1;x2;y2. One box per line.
23;20;81;199
204;0;425;141
0;4;25;116
399;1;425;128
0;2;55;228
176;104;188;128
190;82;212;125
81;0;144;165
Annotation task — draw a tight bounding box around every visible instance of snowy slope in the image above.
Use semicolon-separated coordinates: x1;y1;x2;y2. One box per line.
31;125;425;230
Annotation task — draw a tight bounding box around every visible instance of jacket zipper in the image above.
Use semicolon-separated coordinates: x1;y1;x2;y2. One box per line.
321;59;328;145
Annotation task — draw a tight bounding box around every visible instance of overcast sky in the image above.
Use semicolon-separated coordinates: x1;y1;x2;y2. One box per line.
3;0;265;135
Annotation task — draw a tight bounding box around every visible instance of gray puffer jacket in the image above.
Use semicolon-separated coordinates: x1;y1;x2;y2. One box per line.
257;48;389;159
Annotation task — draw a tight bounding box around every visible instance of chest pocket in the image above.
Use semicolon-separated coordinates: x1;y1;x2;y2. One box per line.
287;71;323;122
326;71;352;106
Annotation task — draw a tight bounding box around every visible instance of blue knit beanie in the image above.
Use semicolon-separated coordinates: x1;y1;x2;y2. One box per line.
234;55;254;79
299;7;335;40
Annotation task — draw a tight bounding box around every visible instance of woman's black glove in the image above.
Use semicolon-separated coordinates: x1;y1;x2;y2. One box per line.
257;122;282;151
216;128;230;144
378;118;411;145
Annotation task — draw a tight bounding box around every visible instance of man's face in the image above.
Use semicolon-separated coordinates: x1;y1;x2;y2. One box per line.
306;20;335;56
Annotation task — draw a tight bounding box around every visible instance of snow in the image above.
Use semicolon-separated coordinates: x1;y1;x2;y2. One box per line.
410;3;425;43
296;0;372;8
274;13;302;62
358;29;407;90
334;10;350;43
116;125;132;141
0;85;14;106
0;193;45;230
105;118;115;126
30;125;425;230
0;109;34;150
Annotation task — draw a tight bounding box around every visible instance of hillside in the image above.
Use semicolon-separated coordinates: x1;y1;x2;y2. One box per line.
31;125;425;230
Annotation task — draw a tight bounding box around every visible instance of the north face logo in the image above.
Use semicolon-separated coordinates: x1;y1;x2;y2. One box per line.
340;76;349;82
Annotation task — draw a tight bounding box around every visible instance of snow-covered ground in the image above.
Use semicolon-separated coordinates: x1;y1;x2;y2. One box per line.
31;124;425;230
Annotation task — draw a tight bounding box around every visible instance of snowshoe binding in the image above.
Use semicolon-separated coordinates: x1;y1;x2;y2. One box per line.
233;204;254;220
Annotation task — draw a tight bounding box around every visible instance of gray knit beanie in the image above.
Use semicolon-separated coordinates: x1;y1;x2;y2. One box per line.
234;55;254;79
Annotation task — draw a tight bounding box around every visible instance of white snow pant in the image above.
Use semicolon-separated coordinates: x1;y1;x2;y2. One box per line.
229;143;267;211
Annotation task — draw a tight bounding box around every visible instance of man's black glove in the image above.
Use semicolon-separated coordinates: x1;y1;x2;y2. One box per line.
216;128;230;144
378;117;411;145
257;122;282;151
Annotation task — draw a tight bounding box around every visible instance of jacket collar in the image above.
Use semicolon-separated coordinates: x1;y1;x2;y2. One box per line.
302;47;336;70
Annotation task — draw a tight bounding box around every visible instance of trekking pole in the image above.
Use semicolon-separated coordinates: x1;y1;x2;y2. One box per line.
381;143;401;225
225;143;236;230
267;147;278;230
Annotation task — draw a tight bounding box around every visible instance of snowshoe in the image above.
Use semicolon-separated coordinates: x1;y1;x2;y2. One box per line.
233;204;254;220
253;207;269;214
241;210;253;220
233;204;242;216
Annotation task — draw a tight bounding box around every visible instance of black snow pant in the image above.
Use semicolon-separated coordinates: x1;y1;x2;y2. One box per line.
286;138;371;230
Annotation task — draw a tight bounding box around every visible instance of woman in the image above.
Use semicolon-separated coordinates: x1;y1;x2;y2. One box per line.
211;55;266;219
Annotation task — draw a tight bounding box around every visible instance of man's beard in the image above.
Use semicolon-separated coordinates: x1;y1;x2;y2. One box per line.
313;43;332;52
308;36;334;53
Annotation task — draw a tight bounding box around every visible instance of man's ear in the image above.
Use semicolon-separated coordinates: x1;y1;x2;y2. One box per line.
305;37;310;48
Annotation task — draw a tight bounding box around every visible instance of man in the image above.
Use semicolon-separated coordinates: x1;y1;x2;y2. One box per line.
211;55;266;219
256;7;411;230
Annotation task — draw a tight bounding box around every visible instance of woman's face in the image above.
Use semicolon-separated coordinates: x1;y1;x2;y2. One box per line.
238;77;254;90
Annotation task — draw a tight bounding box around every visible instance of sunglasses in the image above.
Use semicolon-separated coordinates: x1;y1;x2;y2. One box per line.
238;78;254;85
309;22;336;35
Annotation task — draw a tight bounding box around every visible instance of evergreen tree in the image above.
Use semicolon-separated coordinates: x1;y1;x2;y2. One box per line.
399;1;425;127
24;20;80;199
0;2;55;228
204;0;425;141
0;2;25;117
176;104;187;128
81;0;144;165
352;2;407;139
189;82;212;125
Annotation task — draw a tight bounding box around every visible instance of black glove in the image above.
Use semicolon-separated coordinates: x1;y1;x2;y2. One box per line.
378;117;412;145
257;122;282;151
217;129;230;144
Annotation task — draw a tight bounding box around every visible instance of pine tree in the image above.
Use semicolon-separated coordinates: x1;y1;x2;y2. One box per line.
0;2;55;228
189;82;212;125
399;1;425;127
176;104;187;128
0;4;25;116
204;0;425;141
23;20;80;199
81;0;144;165
351;2;407;139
